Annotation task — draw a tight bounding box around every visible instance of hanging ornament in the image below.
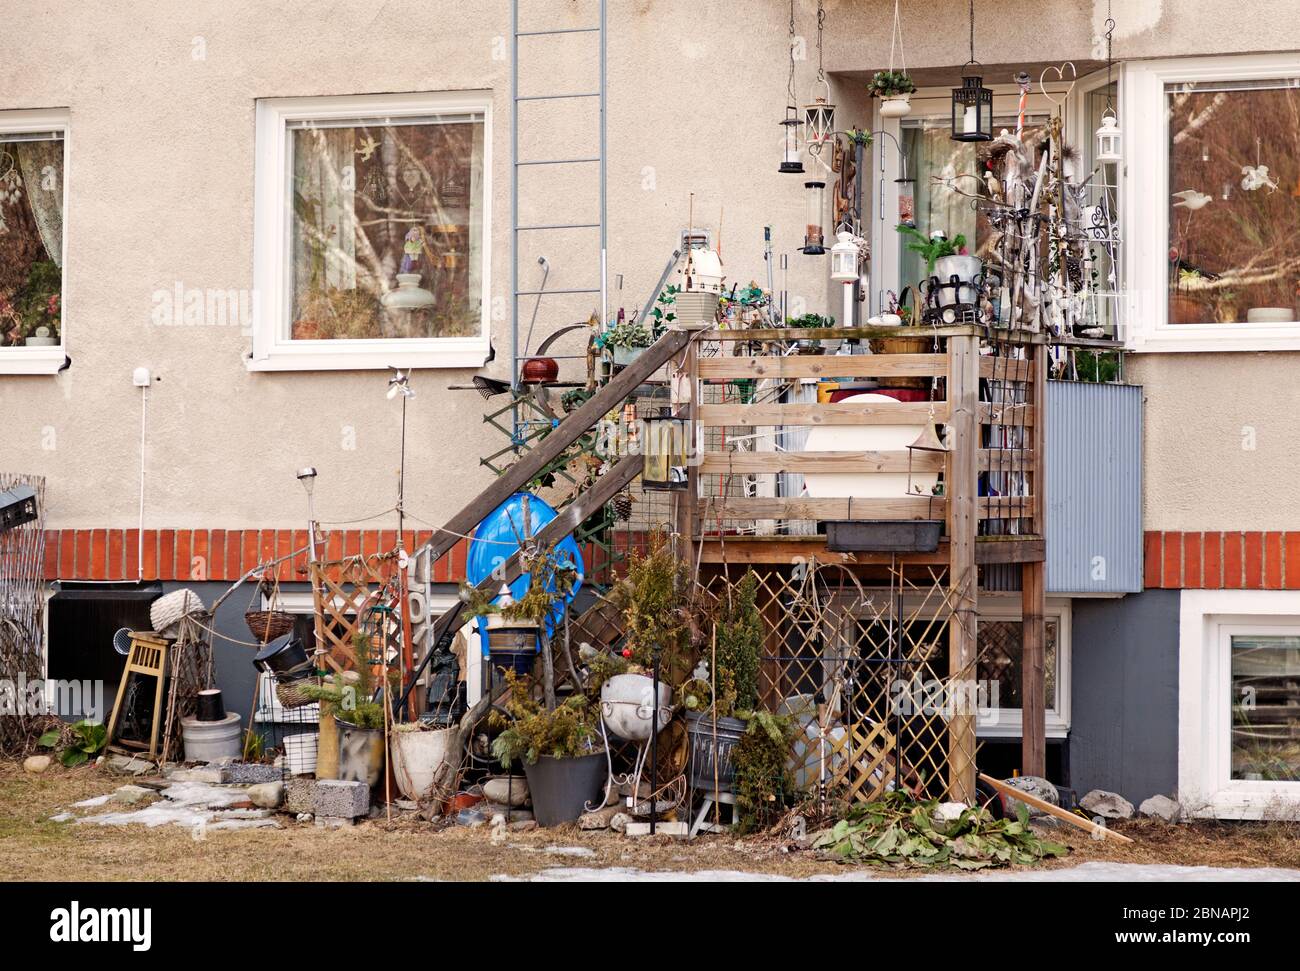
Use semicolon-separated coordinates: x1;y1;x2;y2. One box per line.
779;0;805;174
1095;4;1122;165
804;1;836;148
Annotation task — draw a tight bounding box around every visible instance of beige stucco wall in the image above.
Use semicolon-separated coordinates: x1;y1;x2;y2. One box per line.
0;0;1297;532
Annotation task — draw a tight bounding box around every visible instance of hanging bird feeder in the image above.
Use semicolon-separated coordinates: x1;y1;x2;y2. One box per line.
802;181;827;255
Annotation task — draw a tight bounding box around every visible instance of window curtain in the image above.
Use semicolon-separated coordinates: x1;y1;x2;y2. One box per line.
292;127;358;299
15;140;63;268
467;117;485;336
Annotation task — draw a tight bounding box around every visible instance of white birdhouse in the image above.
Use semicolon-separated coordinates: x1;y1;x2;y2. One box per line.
1096;113;1122;165
830;232;859;282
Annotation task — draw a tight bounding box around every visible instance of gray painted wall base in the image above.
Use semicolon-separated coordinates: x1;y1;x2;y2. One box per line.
1069;590;1180;806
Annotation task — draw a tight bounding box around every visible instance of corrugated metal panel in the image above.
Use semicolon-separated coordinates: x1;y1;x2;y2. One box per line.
1046;382;1143;594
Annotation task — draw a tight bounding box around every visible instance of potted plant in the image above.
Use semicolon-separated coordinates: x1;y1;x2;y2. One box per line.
490;675;606;826
390;721;453;802
301;648;388;787
897;224;980;308
682;570;765;796
870;69;917;118
596;318;654;367
787;312;835;353
675;255;724;329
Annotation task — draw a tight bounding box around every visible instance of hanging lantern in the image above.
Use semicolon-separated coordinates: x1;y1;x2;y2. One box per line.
642;407;690;491
779;106;805;174
951;72;993;142
803;95;836;149
802;181;827;255
906;413;948;497
1096;111;1122;165
830;231;859;282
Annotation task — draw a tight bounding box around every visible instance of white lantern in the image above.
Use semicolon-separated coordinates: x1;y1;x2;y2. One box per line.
830;232;859;282
803;96;836;148
1096;112;1122;165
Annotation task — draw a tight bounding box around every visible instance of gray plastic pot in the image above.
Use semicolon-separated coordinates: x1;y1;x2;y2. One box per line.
522;753;606;827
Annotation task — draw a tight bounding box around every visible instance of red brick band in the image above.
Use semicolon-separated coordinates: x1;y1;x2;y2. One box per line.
1144;531;1300;590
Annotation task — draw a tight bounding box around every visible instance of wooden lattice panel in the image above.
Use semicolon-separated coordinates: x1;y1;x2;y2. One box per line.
310;553;399;673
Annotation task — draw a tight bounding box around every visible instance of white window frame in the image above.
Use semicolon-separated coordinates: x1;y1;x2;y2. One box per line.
974;595;1072;741
1179;589;1300;819
0;108;70;376
1124;54;1300;353
250;92;492;372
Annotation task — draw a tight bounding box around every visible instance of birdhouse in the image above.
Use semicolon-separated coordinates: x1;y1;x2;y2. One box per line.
1096;112;1122;165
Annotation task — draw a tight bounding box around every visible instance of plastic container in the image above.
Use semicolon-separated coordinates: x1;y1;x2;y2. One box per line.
522;754;607;827
684;711;748;794
283;732;319;776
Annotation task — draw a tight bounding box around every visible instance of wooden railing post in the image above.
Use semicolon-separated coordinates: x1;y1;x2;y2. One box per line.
946;332;979;803
1020;340;1048;777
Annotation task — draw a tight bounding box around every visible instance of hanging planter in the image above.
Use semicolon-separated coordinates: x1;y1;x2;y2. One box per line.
873;3;915;119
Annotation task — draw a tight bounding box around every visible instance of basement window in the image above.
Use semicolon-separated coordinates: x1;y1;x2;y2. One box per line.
0;110;68;375
251;92;491;371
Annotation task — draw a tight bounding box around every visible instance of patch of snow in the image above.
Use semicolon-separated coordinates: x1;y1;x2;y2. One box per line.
71;794;111;808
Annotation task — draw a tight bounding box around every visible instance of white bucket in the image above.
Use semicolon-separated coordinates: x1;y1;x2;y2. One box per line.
391;727;452;801
180;713;242;762
283;732;319;777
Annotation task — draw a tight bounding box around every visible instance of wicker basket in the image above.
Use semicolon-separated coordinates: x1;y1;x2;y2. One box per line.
868;334;933;390
275;677;318;710
245;609;295;643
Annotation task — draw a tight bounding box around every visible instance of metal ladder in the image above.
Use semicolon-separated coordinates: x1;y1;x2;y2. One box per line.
510;0;607;407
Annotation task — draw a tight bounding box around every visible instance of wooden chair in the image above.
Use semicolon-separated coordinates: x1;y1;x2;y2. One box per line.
105;631;170;761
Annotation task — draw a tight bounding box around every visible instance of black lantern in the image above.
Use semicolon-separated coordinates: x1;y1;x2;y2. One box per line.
951;72;993;142
642;407;690;491
950;0;992;142
779;105;805;174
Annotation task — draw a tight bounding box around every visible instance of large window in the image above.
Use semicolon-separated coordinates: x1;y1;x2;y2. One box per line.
252;93;491;371
1126;55;1300;351
0;110;67;375
1230;633;1300;783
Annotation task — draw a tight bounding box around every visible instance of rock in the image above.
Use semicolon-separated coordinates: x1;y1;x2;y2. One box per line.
166;766;224;784
285;779;317;815
482;776;529;807
314;816;355;829
509;819;538;832
218;762;283;785
23;755;50;774
1001;776;1059;817
932;801;968;825
295;812;313;823
609;812;632;834
109;785;156;806
247;782;284;810
1139;794;1180;822
1080;788;1135;820
313;779;370;819
580;804;623;830
106;754;152;776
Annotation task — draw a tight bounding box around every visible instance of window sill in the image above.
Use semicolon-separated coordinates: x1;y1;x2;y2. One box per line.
1129;324;1300;354
0;347;67;375
977;717;1069;741
245;338;491;372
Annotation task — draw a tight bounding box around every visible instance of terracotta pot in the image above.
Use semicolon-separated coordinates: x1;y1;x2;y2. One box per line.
520;356;559;384
1169;293;1209;325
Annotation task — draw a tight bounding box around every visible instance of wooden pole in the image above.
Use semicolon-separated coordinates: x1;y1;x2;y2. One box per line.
673;338;700;571
946;333;979;803
1021;341;1048;776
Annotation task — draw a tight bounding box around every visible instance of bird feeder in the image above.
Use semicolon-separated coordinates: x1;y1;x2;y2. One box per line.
642;407;690;491
950;71;993;142
906;413;948;497
802;181;827;255
779;106;805;174
483;586;540;675
830;231;860;282
1095;112;1122;165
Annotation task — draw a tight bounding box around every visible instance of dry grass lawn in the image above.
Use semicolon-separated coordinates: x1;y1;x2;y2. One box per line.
1;761;1296;881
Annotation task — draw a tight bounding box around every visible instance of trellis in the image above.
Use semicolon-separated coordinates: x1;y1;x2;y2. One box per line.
309;552;402;674
0;473;47;753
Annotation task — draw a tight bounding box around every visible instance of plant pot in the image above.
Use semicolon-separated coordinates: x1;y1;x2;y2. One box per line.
390;726;453;801
931;254;984;309
671;290;720;330
253;633;309;675
611;345;645;367
879;95;912;118
283;731;319;776
336;719;385;787
196;689;226;722
181;712;242;762
684;710;748;794
522;753;607;827
600;673;674;742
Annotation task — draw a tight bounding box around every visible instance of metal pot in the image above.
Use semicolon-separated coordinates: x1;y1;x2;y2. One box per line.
931;255;984;309
600;673;673;742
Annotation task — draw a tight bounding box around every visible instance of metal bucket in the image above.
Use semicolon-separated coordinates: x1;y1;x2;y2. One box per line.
600;674;673;742
684;711;748;794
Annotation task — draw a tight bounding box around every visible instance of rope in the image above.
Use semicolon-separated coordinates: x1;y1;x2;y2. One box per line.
888;0;906;76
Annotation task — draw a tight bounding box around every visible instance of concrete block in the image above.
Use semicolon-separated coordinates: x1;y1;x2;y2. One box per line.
219;762;284;785
313;779;369;819
285;778;317;815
